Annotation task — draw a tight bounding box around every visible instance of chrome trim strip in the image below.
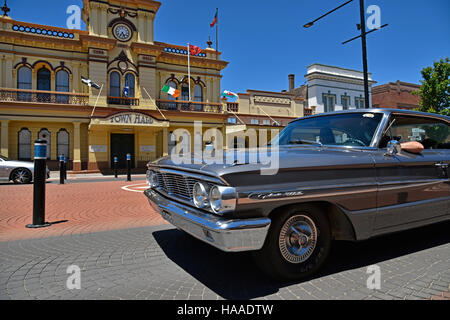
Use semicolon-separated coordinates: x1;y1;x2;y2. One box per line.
238;178;447;205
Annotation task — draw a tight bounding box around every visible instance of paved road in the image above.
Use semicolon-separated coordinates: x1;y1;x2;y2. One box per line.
0;181;449;300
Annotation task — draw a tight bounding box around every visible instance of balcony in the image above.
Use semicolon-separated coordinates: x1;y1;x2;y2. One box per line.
107;96;140;107
156;99;222;113
0;88;89;106
227;102;239;113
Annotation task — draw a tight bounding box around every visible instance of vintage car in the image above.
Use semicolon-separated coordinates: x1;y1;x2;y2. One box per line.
0;155;50;184
144;109;449;280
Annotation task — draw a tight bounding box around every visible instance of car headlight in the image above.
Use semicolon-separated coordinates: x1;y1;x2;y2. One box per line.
209;186;237;214
193;182;210;209
146;170;158;188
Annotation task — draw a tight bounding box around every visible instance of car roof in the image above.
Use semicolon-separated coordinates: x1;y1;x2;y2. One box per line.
291;108;450;124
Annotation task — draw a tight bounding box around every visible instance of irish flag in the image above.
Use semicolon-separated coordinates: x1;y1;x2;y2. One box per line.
162;85;180;98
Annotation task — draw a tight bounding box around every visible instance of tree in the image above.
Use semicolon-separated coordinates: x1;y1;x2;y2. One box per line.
413;57;450;116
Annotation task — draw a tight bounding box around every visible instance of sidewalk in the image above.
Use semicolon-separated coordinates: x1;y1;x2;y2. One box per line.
48;171;147;181
0;179;165;241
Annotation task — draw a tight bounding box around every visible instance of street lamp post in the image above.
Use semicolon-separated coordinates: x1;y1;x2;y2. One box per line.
304;0;385;109
358;0;370;109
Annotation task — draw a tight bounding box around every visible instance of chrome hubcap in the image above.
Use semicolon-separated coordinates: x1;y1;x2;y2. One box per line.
279;215;317;264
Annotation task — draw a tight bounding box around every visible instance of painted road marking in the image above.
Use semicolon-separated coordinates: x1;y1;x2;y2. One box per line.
122;183;149;193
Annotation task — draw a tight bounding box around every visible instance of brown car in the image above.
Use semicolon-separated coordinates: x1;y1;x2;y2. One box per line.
145;109;450;280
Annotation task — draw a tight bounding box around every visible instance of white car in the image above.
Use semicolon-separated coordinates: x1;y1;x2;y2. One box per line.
0;155;50;184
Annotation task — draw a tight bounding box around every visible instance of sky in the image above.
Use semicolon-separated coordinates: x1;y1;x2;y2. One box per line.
5;0;450;94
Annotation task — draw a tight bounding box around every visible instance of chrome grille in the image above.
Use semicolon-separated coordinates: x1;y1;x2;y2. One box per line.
156;172;206;200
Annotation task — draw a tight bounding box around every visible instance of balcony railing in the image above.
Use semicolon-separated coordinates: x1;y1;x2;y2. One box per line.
0;88;89;105
156;99;222;113
227;102;239;113
107;96;140;106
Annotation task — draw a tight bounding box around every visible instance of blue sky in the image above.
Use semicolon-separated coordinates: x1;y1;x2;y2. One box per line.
6;0;450;94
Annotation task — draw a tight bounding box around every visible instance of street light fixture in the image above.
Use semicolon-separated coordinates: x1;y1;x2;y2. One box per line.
303;0;387;109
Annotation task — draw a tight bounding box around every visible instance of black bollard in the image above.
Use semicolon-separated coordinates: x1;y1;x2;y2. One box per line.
126;153;131;182
59;155;64;185
26;139;51;228
114;156;118;179
64;157;67;180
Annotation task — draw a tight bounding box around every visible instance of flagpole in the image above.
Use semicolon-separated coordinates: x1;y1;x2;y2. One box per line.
216;8;219;61
88;84;104;130
187;43;191;102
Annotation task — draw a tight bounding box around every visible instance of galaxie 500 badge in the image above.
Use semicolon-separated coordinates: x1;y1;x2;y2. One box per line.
249;190;304;200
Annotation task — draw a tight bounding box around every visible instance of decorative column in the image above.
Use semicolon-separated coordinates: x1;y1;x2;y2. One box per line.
0;120;9;158
163;127;168;156
73;122;82;171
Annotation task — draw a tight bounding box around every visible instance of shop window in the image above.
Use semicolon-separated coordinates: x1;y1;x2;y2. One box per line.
18;128;31;160
57;129;70;158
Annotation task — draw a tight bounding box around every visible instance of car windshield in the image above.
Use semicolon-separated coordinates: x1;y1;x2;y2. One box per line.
0;155;8;161
273;113;384;147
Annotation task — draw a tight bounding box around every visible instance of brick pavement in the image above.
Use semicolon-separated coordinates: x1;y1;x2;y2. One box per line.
0;181;165;241
0;181;449;300
0;222;448;300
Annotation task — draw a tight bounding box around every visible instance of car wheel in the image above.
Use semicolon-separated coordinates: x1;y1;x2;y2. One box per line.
253;204;331;281
11;168;32;184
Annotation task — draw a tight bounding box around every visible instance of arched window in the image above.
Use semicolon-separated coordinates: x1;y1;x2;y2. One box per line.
18;128;31;160
110;72;121;97
38;129;51;159
17;67;32;101
37;67;51;102
124;73;135;98
194;84;203;111
181;82;189;101
56;70;69;92
37;67;51;91
57;129;70;159
56;70;69;103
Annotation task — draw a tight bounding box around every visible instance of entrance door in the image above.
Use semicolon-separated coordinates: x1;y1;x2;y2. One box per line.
110;134;135;169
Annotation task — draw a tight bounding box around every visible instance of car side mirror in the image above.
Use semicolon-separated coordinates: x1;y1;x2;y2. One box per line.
385;140;401;156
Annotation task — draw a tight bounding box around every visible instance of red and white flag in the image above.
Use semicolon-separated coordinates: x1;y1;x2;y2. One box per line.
189;44;202;56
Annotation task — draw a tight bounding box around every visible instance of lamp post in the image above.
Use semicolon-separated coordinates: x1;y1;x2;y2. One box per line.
304;0;379;109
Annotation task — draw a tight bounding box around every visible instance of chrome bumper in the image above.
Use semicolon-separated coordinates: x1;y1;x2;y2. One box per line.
144;188;271;252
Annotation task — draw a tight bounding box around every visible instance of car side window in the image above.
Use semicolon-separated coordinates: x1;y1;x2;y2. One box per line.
380;115;450;149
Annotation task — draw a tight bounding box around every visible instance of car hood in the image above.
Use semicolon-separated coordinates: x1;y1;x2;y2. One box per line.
149;145;375;182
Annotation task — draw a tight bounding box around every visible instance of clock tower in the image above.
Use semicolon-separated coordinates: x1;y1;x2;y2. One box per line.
82;0;161;44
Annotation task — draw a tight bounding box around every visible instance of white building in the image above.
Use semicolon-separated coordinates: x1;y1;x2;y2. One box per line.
305;64;377;114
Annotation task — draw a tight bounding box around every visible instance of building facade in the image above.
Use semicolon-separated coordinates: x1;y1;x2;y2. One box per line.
289;64;377;114
223;89;304;147
0;0;230;172
372;80;421;110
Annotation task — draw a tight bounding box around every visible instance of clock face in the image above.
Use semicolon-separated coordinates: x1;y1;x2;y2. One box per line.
113;24;132;42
